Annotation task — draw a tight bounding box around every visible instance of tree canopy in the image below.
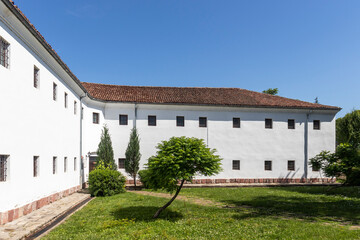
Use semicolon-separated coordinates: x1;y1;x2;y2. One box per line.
125;127;141;187
97;125;116;170
262;88;278;95
336;110;360;148
146;136;222;218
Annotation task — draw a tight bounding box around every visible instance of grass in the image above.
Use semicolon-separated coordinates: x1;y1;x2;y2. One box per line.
43;186;360;240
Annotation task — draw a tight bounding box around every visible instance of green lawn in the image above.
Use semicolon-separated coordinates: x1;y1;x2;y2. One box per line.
43;186;360;240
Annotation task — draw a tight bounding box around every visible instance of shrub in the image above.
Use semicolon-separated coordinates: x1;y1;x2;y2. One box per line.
138;169;150;188
88;161;126;196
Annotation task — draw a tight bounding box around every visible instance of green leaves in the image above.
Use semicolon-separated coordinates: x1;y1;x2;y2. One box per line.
88;168;126;196
125;127;141;185
336;110;360;148
97;125;116;170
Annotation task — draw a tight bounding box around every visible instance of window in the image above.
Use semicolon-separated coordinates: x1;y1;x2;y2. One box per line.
312;165;320;172
288;119;295;129
81;107;84;120
0;155;9;182
64;157;67;172
233;118;240;128
53;157;57;174
0;36;10;69
118;158;125;169
34;66;39;88
176;116;184;127
313;120;320;130
64;92;68;108
265;161;272;171
93;113;99;124
53;83;57;101
148;115;156;126
288;160;295;171
74;157;77;171
232;160;240;170
265;119;273;129
199;117;207;128
119;115;128;125
33;156;39;177
74;101;77;115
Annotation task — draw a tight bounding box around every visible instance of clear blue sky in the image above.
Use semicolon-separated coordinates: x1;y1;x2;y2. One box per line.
13;0;360;117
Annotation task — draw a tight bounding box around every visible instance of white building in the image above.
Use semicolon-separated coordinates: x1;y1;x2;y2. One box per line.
0;0;340;224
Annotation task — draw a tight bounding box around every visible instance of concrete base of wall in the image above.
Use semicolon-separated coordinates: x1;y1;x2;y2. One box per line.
0;185;81;225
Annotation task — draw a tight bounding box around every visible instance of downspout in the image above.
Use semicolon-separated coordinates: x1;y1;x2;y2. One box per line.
304;111;312;181
80;93;87;188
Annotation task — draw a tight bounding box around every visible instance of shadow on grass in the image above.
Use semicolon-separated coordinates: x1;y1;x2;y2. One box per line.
276;186;360;199
112;206;183;222
226;195;360;225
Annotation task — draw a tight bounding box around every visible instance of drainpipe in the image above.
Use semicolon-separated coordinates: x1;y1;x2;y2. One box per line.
80;93;87;188
304;111;312;180
134;103;138;128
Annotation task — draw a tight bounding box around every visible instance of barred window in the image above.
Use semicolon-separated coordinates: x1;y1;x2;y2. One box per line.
53;157;57;174
53;83;57;101
64;157;67;172
119;115;128;125
64;93;68;108
74;101;77;115
118;158;125;169
265;119;273;129
313;120;320;130
288;160;295;171
93;112;99;124
0;37;10;69
0;155;9;181
233;118;240;128
33;156;39;177
288;119;295;129
199;117;207;128
148;115;156;126
176;116;184;127
265;160;272;171
74;157;77;171
232;160;240;170
34;66;39;88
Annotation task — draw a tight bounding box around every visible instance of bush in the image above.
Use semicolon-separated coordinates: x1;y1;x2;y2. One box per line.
138;169;150;188
347;167;360;186
88;162;126;196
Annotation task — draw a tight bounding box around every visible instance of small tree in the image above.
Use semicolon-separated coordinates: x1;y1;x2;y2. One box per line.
262;88;278;95
146;137;222;218
97;125;116;170
125;127;141;188
336;110;360;148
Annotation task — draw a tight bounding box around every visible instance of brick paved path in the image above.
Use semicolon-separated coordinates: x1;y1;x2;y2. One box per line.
0;192;91;240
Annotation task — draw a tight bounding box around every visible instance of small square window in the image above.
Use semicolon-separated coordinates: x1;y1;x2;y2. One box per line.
265;119;272;129
118;158;125;169
232;160;240;170
313;120;320;130
64;93;68;108
288;119;295;129
265;160;272;171
0;37;10;69
176;116;185;127
288;160;295;171
33;156;39;177
34;66;39;88
53;83;57;101
0;155;9;181
233;118;240;128
53;157;57;174
199;117;207;128
93;113;99;124
74;157;77;171
148;115;156;126
74;101;77;115
119;115;128;125
64;157;67;173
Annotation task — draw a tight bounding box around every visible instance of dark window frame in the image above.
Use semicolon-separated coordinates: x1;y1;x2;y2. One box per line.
74;157;77;171
64;92;68;108
233;118;241;128
33;156;39;177
34;66;39;89
265;160;272;171
313;120;320;130
53;157;57;174
93;112;99;124
288;160;295;171
232;160;240;170
0;36;10;69
265;119;273;129
148;115;157;126
64;157;67;173
74;101;77;115
118;158;125;169
199;117;207;128
119;114;128;125
176;116;185;127
53;83;57;101
0;155;8;182
288;119;295;129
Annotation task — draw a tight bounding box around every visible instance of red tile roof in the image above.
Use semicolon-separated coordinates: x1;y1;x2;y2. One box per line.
82;82;340;110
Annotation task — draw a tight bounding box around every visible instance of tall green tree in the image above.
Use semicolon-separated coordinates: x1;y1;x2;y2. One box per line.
97;125;116;170
336;110;360;148
146;137;222;218
262;88;278;95
125;127;141;188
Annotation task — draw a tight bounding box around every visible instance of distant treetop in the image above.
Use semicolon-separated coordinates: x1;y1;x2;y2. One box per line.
262;88;278;95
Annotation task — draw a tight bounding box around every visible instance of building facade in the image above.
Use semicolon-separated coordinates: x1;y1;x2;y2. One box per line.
0;0;340;224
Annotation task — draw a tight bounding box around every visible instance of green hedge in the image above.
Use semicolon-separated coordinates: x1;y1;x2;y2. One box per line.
88;168;126;196
138;169;150;188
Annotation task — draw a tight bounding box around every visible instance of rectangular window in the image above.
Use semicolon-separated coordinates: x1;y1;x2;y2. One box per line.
53;157;57;174
288;119;295;129
53;83;57;101
288;160;295;171
74;157;77;171
64;92;68;108
74;101;77;115
93;112;99;124
34;66;39;88
119;114;128;125
265;160;272;171
265;118;273;129
232;160;240;170
233;118;240;128
313;120;320;130
148;115;156;126
176;116;185;127
64;157;67;173
0;36;10;69
33;156;39;177
0;155;9;182
199;117;207;128
118;158;125;169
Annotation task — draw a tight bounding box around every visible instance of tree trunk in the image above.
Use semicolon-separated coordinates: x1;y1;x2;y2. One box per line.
153;179;185;219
